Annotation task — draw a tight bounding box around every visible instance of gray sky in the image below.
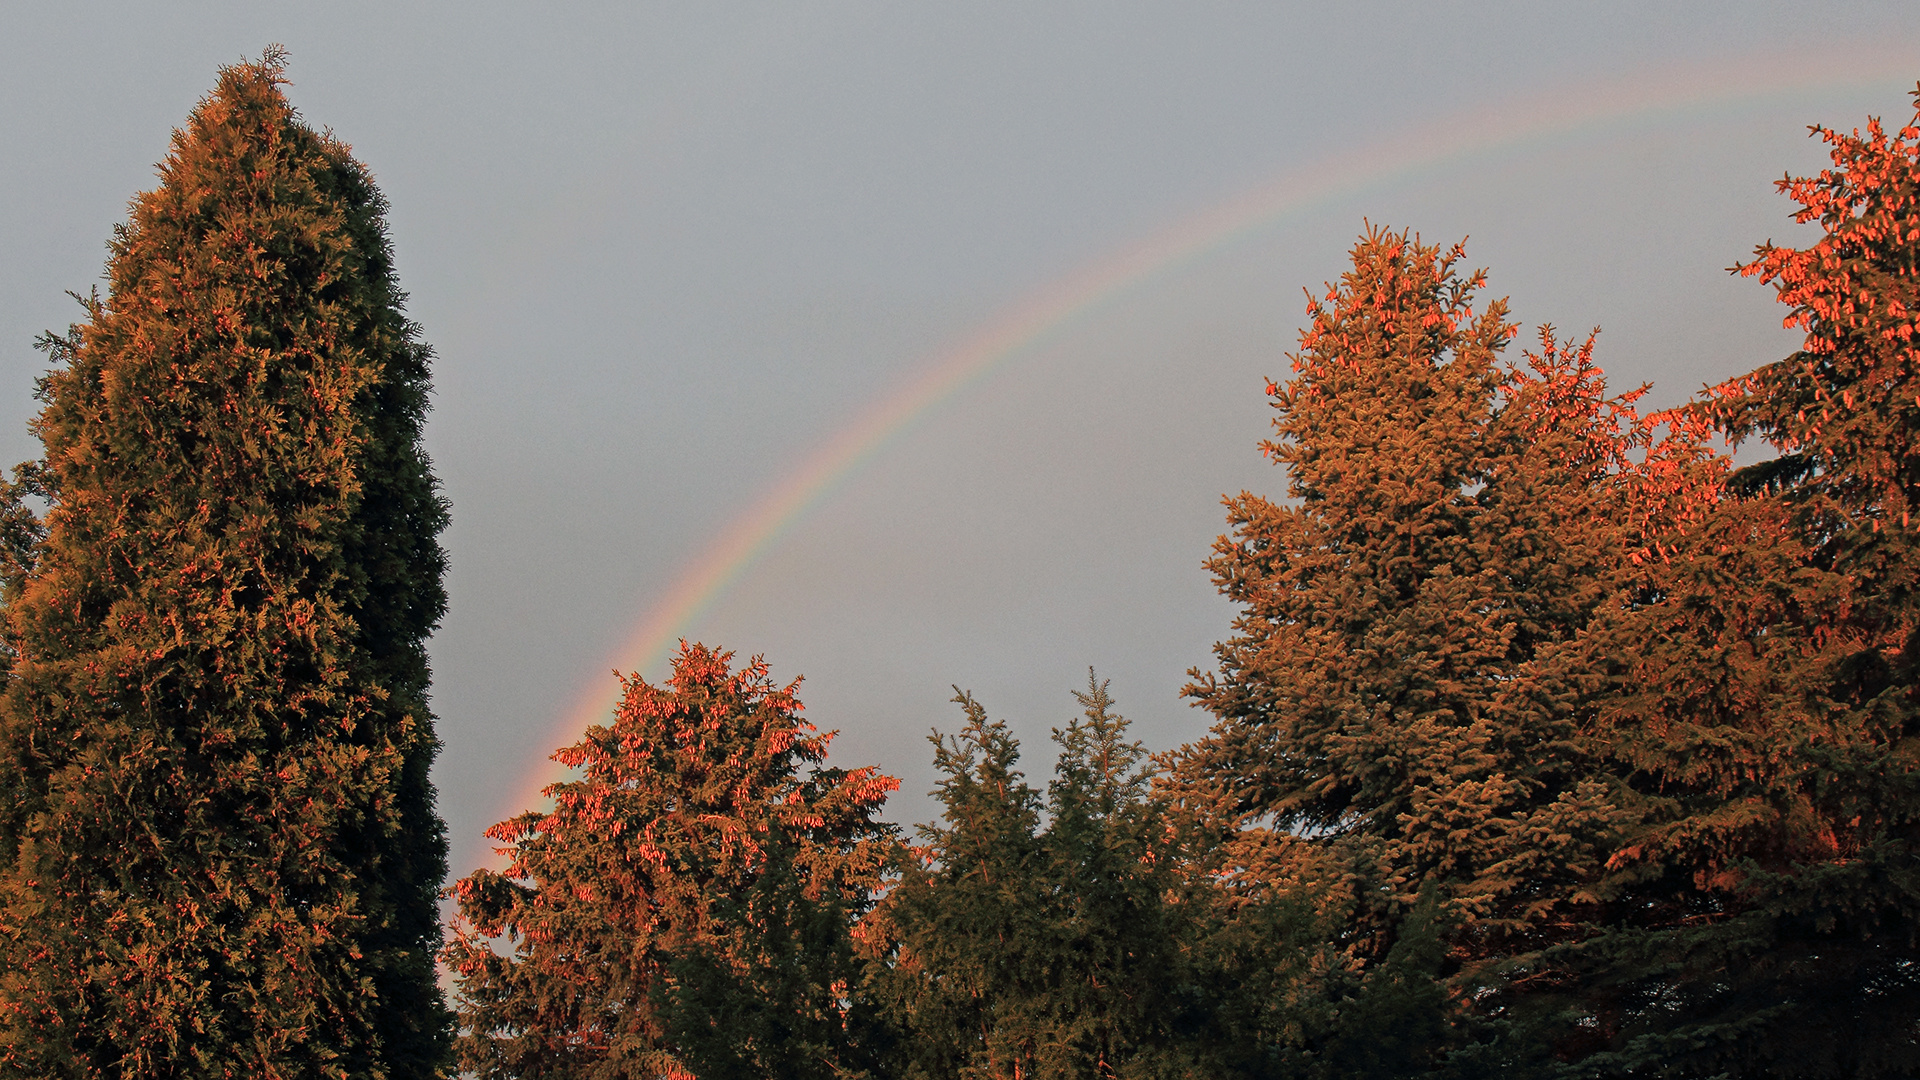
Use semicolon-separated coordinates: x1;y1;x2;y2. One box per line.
3;3;1917;876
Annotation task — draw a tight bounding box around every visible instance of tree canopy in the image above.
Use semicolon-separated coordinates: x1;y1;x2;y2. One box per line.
0;48;451;1078
446;643;898;1080
7;46;1919;1080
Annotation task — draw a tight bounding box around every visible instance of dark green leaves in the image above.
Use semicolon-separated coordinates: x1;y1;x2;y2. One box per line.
0;50;451;1079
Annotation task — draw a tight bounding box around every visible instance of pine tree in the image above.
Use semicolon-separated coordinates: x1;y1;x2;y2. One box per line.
445;643;899;1080
0;50;453;1078
1564;84;1920;1079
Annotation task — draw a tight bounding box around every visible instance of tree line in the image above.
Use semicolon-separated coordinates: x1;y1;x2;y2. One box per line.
0;49;1916;1079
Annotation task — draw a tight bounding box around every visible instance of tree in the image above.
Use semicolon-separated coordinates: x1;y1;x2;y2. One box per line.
0;49;452;1078
1172;229;1656;1069
871;674;1206;1080
868;688;1049;1080
1563;84;1920;1079
445;643;899;1080
1176;228;1514;918
1040;674;1193;1078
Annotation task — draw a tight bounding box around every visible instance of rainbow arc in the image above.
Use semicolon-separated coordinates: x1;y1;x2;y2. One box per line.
471;48;1919;872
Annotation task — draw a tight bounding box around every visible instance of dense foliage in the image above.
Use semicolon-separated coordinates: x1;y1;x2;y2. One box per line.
446;644;898;1080
7;46;1919;1080
1170;227;1636;966
1565;88;1920;1078
1160;226;1657;1074
867;675;1196;1079
0;50;452;1078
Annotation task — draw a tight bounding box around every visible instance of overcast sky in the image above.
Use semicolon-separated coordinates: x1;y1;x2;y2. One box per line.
3;3;1917;875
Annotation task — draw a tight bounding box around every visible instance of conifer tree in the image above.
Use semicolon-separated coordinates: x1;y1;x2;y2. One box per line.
0;50;453;1077
1041;673;1190;1076
872;676;1203;1079
1566;85;1920;1078
445;643;899;1080
868;688;1050;1080
1173;229;1652;1067
1175;226;1628;941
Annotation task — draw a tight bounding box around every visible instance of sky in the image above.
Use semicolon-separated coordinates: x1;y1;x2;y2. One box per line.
2;3;1917;877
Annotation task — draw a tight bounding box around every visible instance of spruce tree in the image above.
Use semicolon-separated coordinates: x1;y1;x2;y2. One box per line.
865;688;1049;1080
1172;230;1650;1065
1566;85;1920;1078
445;643;899;1080
1175;233;1628;926
1040;673;1190;1077
0;50;452;1077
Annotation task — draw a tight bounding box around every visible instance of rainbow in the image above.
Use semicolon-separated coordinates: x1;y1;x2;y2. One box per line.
469;46;1918;871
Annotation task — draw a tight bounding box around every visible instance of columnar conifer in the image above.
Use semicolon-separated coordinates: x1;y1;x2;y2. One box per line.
0;50;452;1077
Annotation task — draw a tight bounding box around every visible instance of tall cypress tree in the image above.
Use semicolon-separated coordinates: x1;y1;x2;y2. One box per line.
0;50;452;1077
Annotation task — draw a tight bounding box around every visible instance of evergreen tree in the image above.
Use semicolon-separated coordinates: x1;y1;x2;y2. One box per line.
0;50;452;1078
1176;228;1511;924
445;643;899;1080
1172;229;1662;1072
1565;84;1920;1078
1037;674;1195;1078
869;689;1049;1080
1178;230;1629;934
872;675;1204;1080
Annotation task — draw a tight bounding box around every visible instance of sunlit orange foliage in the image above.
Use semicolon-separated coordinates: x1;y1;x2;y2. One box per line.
0;48;452;1078
445;642;897;1080
1601;86;1920;890
1565;84;1920;1080
1721;90;1920;520
1179;227;1647;991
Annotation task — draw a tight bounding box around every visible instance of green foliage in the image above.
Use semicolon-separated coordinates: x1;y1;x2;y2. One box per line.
1560;84;1920;1079
445;643;899;1080
0;48;452;1077
869;689;1047;1080
1313;892;1452;1080
1173;227;1640;1024
871;674;1209;1080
